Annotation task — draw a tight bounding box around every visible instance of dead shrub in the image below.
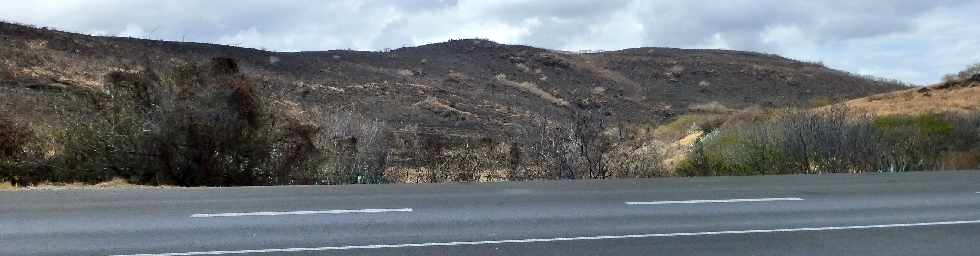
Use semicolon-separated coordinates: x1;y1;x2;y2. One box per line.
688;101;734;113
446;71;467;83
653;114;726;141
210;57;240;75
606;144;667;178
0;112;43;186
51;58;327;186
308;110;389;184
941;150;980;170
574;109;611;179
0;114;31;159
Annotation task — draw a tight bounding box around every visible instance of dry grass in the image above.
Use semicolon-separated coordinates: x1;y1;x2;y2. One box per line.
568;55;643;89
688;101;735;113
93;177;137;188
662;131;704;172
941;150;980;170
653;113;724;141
383;167;512;183
23;177;170;190
384;167;432;183
477;169;511;182
495;74;569;106
3;38;113;90
0;180;17;191
414;96;477;120
644;112;727;175
841;86;980;116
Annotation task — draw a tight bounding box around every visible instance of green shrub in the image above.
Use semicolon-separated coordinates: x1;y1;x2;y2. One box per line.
682;127;792;176
873;114;954;138
871;113;965;171
679;108;980;176
654;113;725;141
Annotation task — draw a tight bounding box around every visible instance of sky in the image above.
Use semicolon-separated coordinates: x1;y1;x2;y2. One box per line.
2;0;979;85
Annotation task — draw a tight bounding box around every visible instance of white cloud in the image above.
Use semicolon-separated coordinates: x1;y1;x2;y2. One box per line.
117;24;146;38
561;8;644;51
1;0;978;84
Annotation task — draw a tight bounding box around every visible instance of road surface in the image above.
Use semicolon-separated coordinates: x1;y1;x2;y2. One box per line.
2;171;980;255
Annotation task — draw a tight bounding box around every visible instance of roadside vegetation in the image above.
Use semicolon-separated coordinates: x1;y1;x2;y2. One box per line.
0;22;913;188
676;107;980;176
675;63;980;176
2;59;978;188
0;58;665;187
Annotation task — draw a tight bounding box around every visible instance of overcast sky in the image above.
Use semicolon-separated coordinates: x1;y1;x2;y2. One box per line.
2;0;978;85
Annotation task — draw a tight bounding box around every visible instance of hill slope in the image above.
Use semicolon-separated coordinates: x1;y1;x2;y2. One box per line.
840;74;980;116
0;22;904;137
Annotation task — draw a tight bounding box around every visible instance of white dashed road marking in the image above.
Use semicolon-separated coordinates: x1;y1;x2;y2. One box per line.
625;197;804;206
190;208;413;218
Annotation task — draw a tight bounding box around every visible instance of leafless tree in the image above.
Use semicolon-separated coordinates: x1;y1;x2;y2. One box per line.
574;109;609;179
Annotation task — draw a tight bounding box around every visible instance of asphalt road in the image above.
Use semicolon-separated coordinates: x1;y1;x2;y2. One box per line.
2;171;980;256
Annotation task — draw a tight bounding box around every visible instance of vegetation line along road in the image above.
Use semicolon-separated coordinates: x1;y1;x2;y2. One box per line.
1;21;979;188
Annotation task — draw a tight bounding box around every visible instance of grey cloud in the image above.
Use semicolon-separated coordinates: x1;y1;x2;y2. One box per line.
1;0;978;84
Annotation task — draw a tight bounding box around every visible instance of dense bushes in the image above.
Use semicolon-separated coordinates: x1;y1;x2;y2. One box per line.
0;114;31;158
678;107;980;176
518;118;581;180
605;145;667;178
389;132;512;183
3;57;523;186
307;110;389;184
0;58;332;186
4;58;976;187
52;61;294;186
516;110;667;180
0;112;46;185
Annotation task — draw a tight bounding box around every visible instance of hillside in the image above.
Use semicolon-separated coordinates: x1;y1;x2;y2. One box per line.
0;22;922;186
652;73;980;175
840;74;980;116
0;22;904;137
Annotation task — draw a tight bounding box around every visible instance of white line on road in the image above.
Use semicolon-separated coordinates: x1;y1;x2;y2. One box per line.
189;208;413;218
111;219;980;256
625;197;804;205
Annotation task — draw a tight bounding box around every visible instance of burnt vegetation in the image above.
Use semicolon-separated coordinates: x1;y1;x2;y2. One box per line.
3;22;975;187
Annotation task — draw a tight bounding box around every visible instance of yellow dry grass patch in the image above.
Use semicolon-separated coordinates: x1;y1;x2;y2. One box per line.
675;130;705;147
0;181;17;191
1;177;142;191
652;114;723;141
25;177;164;190
841;86;980;116
662;131;704;172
